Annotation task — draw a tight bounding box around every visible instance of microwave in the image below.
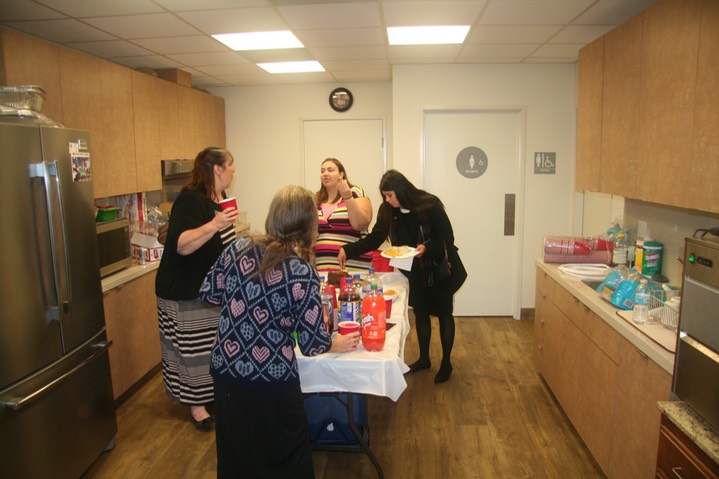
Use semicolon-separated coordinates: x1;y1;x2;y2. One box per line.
96;217;132;277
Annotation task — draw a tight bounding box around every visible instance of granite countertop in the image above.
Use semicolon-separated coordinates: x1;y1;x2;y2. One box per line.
658;401;719;464
537;260;675;373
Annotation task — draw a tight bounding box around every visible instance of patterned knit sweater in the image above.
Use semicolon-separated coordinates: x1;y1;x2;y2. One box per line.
200;237;332;390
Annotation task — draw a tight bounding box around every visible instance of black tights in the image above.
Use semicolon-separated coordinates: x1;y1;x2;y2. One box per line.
414;310;455;366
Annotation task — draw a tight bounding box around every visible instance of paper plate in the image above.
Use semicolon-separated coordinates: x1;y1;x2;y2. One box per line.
381;246;418;260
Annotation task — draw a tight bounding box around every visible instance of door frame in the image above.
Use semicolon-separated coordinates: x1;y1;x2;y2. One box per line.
300;115;388;188
420;106;527;319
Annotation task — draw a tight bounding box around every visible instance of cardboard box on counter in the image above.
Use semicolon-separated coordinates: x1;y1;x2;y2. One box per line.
131;232;163;263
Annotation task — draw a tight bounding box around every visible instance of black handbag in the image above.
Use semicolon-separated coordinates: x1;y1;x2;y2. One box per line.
433;241;452;281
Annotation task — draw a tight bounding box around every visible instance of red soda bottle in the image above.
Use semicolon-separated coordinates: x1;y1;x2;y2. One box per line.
361;284;386;351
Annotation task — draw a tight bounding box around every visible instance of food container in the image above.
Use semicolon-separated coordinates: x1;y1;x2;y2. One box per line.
96;206;119;222
0;86;46;112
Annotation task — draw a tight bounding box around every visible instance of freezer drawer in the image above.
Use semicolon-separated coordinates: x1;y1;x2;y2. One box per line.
0;331;117;479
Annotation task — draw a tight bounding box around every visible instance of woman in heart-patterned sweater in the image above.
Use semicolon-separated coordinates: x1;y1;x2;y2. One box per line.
200;185;359;479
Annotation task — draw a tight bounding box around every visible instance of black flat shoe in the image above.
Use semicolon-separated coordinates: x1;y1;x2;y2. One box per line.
407;359;431;373
434;364;453;384
192;415;215;432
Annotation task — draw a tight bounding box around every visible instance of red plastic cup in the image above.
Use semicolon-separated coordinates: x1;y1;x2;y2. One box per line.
383;289;397;318
338;321;359;335
219;197;237;211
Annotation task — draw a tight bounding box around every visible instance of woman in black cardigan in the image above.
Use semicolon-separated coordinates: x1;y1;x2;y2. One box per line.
339;170;467;383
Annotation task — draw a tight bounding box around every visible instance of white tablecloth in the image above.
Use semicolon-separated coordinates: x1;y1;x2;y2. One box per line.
297;272;410;402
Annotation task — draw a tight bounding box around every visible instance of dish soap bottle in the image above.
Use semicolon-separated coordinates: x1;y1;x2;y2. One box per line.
632;279;650;324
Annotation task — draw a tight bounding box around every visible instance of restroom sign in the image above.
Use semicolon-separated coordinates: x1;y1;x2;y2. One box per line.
534;152;556;174
456;146;488;179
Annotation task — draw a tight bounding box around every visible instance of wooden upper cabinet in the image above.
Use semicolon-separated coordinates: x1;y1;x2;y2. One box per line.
99;62;136;197
690;0;719;213
176;85;198;158
58;49;105;196
637;0;702;208
157;80;179;159
132;71;161;193
600;14;644;198
0;28;63;123
576;36;603;192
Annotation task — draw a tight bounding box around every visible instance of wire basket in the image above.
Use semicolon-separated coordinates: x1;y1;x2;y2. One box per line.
0;85;46;112
649;290;680;331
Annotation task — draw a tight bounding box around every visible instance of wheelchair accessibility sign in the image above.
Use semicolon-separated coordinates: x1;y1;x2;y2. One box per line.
456;146;488;179
534;152;556;174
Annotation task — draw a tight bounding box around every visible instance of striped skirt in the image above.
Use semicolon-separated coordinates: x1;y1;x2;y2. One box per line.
157;296;219;405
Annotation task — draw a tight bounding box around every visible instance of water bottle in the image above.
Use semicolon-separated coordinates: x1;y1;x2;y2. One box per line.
632;279;650;324
361;284;386;351
361;267;383;298
319;276;335;334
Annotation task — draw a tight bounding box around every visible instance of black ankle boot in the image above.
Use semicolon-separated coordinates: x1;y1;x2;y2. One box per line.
407;358;431;373
434;362;453;383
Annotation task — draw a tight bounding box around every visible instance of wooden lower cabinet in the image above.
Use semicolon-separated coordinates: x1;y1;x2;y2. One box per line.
657;414;719;479
608;341;671;479
534;266;672;478
103;271;160;400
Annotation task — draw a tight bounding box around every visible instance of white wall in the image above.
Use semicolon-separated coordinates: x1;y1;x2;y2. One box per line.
208;82;393;231
391;63;578;308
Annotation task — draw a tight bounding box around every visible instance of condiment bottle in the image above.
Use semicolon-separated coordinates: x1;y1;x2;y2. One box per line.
361;284;386;351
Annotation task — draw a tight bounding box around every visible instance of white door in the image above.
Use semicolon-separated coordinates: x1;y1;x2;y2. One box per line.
303;118;385;225
424;109;524;317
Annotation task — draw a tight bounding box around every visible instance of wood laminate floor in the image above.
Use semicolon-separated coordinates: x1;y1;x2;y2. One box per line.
82;314;604;479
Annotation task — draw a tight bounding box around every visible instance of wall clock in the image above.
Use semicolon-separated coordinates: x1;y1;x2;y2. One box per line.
329;87;353;112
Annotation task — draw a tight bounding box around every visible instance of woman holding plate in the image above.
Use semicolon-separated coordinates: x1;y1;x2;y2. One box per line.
339;170;467;383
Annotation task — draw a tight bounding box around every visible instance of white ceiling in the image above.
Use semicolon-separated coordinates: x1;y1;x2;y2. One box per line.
0;0;656;88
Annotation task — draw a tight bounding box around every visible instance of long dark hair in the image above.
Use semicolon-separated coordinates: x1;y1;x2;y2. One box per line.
255;185;318;277
184;147;231;200
316;157;355;206
375;170;442;232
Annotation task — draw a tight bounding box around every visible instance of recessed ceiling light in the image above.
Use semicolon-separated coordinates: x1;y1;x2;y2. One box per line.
387;25;470;45
258;61;325;74
213;31;303;51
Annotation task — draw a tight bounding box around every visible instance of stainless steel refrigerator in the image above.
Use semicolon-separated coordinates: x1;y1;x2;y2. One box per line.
0;117;117;478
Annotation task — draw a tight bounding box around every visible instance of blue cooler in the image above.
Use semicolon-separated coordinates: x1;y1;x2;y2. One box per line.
303;393;368;446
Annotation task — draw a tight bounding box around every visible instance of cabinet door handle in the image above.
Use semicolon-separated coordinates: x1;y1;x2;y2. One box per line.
671;466;684;478
539;318;545;326
537;344;543;351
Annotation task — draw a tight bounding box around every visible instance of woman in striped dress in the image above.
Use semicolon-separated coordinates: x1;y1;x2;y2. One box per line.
315;158;373;271
155;147;238;431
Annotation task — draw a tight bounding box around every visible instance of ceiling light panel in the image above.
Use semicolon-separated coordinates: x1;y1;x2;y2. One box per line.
213;31;304;50
387;26;470;45
258;60;325;73
382;1;485;25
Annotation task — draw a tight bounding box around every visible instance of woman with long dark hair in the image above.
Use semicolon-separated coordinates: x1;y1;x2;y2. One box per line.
201;185;359;478
339;170;467;383
155;147;238;430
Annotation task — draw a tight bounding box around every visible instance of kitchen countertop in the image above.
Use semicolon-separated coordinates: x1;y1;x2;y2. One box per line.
658;401;719;465
101;223;251;294
537;260;675;373
101;261;159;293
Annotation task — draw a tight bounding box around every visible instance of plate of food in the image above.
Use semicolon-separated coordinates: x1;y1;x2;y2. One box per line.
381;246;418;259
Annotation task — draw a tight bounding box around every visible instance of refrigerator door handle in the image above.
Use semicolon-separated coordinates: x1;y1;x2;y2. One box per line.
0;341;112;411
30;160;71;323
